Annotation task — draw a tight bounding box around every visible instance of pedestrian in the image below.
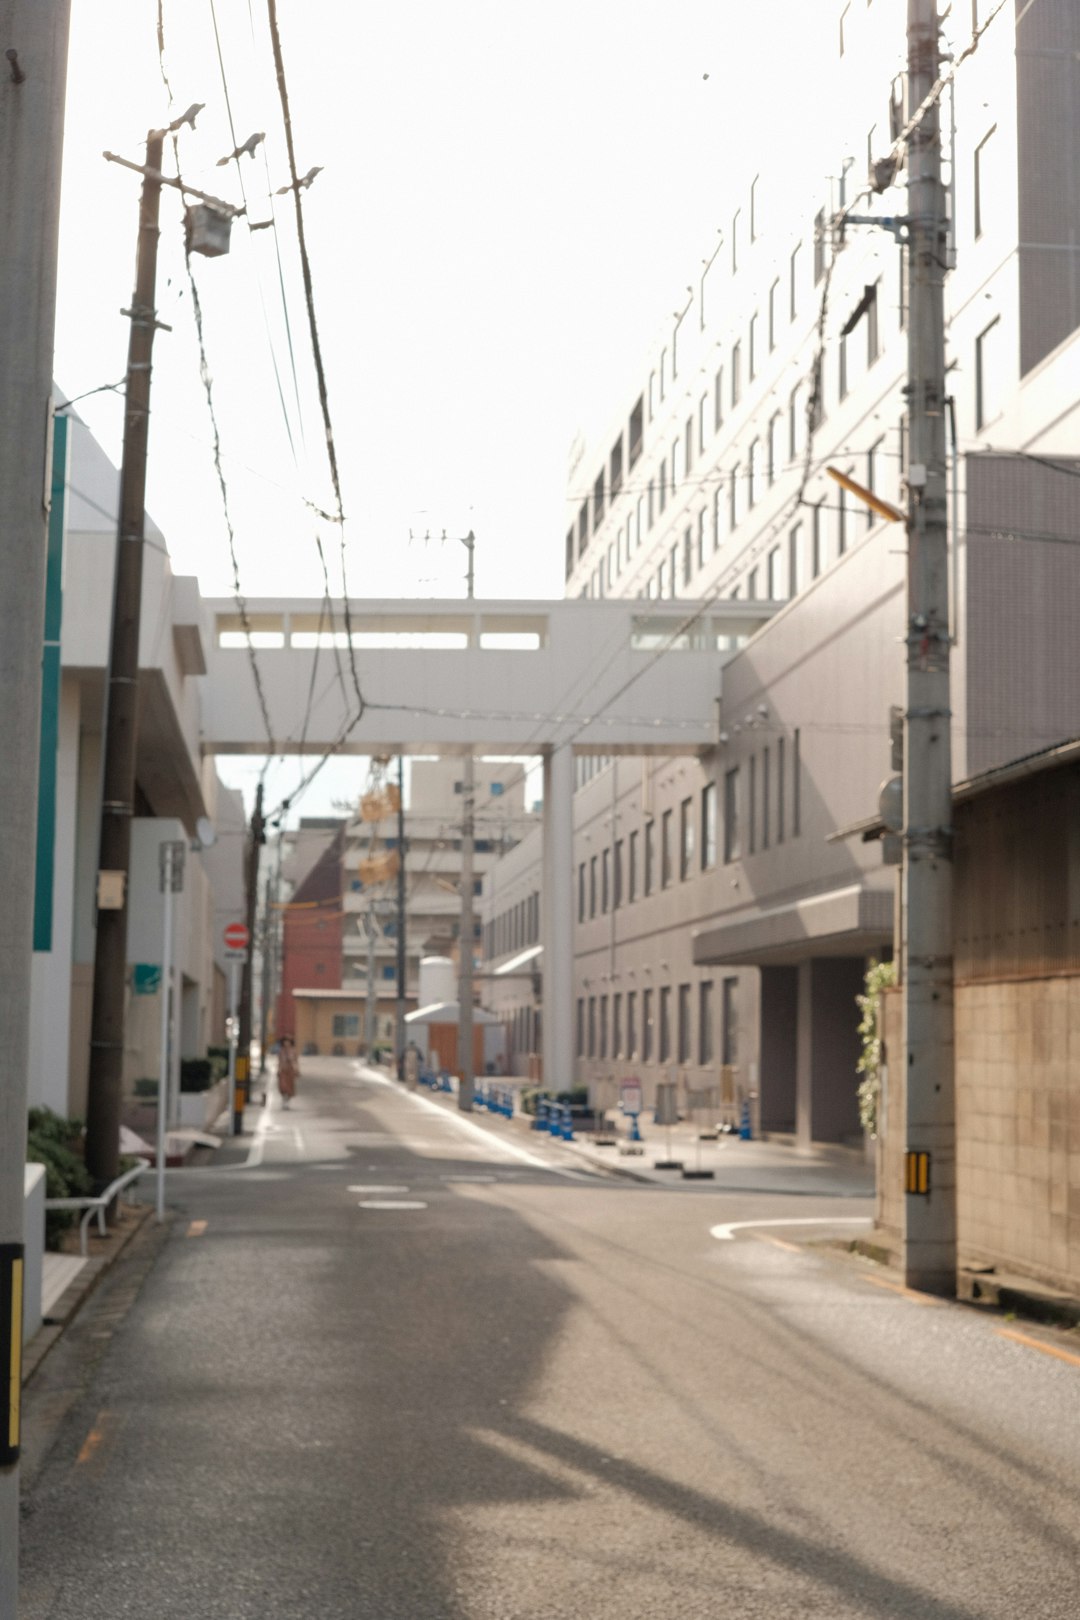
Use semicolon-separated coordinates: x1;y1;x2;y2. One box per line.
403;1040;421;1092
278;1035;300;1108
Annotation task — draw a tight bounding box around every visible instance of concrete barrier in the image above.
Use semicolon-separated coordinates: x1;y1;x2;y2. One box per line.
23;1163;45;1344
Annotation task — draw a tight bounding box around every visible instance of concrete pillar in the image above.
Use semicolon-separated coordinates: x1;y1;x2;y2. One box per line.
795;960;814;1152
542;744;574;1092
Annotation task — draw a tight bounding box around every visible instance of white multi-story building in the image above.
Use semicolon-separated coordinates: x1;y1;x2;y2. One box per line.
485;1;1080;1140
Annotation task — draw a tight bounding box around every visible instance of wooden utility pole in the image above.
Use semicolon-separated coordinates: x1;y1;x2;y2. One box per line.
457;532;476;1111
0;4;72;1601
84;129;166;1188
902;0;956;1295
235;781;265;1130
395;753;407;1068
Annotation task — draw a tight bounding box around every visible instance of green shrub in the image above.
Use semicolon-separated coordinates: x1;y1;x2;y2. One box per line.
180;1058;213;1093
26;1108;92;1249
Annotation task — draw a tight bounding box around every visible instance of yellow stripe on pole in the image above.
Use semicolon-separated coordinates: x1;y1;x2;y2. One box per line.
7;1258;21;1453
826;464;906;525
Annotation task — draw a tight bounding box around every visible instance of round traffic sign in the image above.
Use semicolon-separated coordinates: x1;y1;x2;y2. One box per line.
224;922;250;951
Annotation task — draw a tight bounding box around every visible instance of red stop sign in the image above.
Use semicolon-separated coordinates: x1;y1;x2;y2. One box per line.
224;922;249;951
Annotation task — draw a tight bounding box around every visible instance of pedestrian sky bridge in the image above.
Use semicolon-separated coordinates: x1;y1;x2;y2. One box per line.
201;593;778;1092
202;596;777;757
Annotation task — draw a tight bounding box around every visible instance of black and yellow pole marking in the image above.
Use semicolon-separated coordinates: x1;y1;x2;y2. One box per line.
905;1150;931;1196
1;1244;24;1467
233;1054;248;1135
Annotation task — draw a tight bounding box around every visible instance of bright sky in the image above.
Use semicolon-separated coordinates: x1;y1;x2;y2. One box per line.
54;0;819;818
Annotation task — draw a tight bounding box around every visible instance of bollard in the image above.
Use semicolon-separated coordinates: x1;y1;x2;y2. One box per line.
548;1101;562;1136
739;1099;752;1140
560;1103;575;1142
628;1111;643;1143
533;1098;548;1132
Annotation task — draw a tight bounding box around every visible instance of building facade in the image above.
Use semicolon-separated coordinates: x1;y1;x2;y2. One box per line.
519;1;1080;1139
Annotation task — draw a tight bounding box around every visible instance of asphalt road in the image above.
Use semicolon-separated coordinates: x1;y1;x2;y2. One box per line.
19;1059;1080;1618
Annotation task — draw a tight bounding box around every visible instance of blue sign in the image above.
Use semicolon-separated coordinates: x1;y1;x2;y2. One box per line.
133;963;161;996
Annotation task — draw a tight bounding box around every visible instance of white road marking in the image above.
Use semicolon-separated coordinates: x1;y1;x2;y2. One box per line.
358;1200;428;1210
348;1185;410;1194
442;1175;497;1184
292;1127;305;1152
401;1086;586;1178
244;1102;276;1169
710;1216;873;1242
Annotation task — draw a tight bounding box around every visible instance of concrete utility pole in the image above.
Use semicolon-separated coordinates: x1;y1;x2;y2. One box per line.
394;754;406;1067
83;128;166;1188
258;870;273;1077
902;0;956;1295
458;532;476;1111
0;4;72;1599
236;780;265;1129
364;899;378;1055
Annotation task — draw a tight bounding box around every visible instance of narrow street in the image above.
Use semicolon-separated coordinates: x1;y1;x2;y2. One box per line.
19;1060;1080;1619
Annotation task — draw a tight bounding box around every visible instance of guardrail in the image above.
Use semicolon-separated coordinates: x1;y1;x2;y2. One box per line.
45;1159;151;1257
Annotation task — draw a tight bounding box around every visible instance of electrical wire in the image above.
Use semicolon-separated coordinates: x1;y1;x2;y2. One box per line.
265;0;366;723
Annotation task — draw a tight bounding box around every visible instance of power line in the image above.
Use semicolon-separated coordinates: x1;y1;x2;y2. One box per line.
265;0;366;724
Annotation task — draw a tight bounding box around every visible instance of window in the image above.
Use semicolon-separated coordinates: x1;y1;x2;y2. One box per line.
839;155;854;210
812;499;825;577
593;470;605;532
724;767;740;861
777;736;786;843
748;439;761;507
731;208;740;273
749;313;759;379
866;280;880;365
628;829;638;901
793;728;801;835
680;796;694;879
698;394;708;456
748;566;758;601
332;1014;360;1038
601;848;610;913
729;463;740;531
813;207;826;284
788;522;802;597
683;527;693;589
768;278;779;349
714;366;724;432
789;383;802;461
750;175;760;241
767;412;781;484
610;435;624;499
661;809;673;887
702;781;717;869
613;839;624;908
578;862;586;922
839;332;849;400
629;396;644;466
685;414;694;471
647;479;655;529
669;542;678;597
749;755;757;853
721;978;738;1065
627;991;637;1058
790;242;802;320
839;1;850;55
599;995;608;1059
672;436;682;490
837;479;849;555
762;746;771;849
731;342;742;407
613;994;622;1058
644;819;655;894
712;483;724;552
565;528;575;580
699;981;714;1065
576;998;585;1057
974;126;996;239
659;459;667;513
588;996;596;1058
696;508;706;570
660;346;668;400
976;316;1002;429
678;984;692;1064
867;438;885;528
589;854;597;917
767;545;783;600
659;986;672;1063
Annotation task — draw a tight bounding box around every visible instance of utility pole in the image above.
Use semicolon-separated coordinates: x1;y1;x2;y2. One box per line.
236;781;265;1129
0;4;72;1603
902;0;956;1295
258;869;273;1078
395;754;407;1068
458;532;476;1111
83;128;166;1189
364;900;378;1055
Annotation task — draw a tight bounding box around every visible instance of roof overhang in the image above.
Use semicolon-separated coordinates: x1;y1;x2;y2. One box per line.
692;883;894;968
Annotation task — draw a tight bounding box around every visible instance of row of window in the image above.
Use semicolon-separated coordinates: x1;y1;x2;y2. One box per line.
576;977;739;1067
483;890;540;962
576;740;801;922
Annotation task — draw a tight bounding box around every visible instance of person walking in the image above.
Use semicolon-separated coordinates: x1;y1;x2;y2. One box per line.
278;1035;300;1108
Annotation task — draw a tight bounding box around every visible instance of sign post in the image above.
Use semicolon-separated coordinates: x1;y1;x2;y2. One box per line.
223;922;250;1134
157;841;186;1222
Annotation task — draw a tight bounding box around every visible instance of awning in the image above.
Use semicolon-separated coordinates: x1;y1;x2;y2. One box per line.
692;883;894;968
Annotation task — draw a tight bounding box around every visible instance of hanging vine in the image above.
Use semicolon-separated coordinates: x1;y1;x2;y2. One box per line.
856;958;897;1138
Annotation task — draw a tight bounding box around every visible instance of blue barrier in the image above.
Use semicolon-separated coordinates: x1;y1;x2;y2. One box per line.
739;1099;752;1140
559;1103;574;1142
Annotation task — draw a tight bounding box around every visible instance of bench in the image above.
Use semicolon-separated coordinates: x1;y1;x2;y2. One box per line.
45;1158;151;1257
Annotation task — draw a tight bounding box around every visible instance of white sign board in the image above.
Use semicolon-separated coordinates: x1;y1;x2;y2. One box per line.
620;1078;643;1116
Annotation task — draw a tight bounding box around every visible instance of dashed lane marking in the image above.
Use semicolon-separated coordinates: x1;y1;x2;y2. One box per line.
861;1273;944;1307
358;1200;428;1210
76;1410;118;1468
